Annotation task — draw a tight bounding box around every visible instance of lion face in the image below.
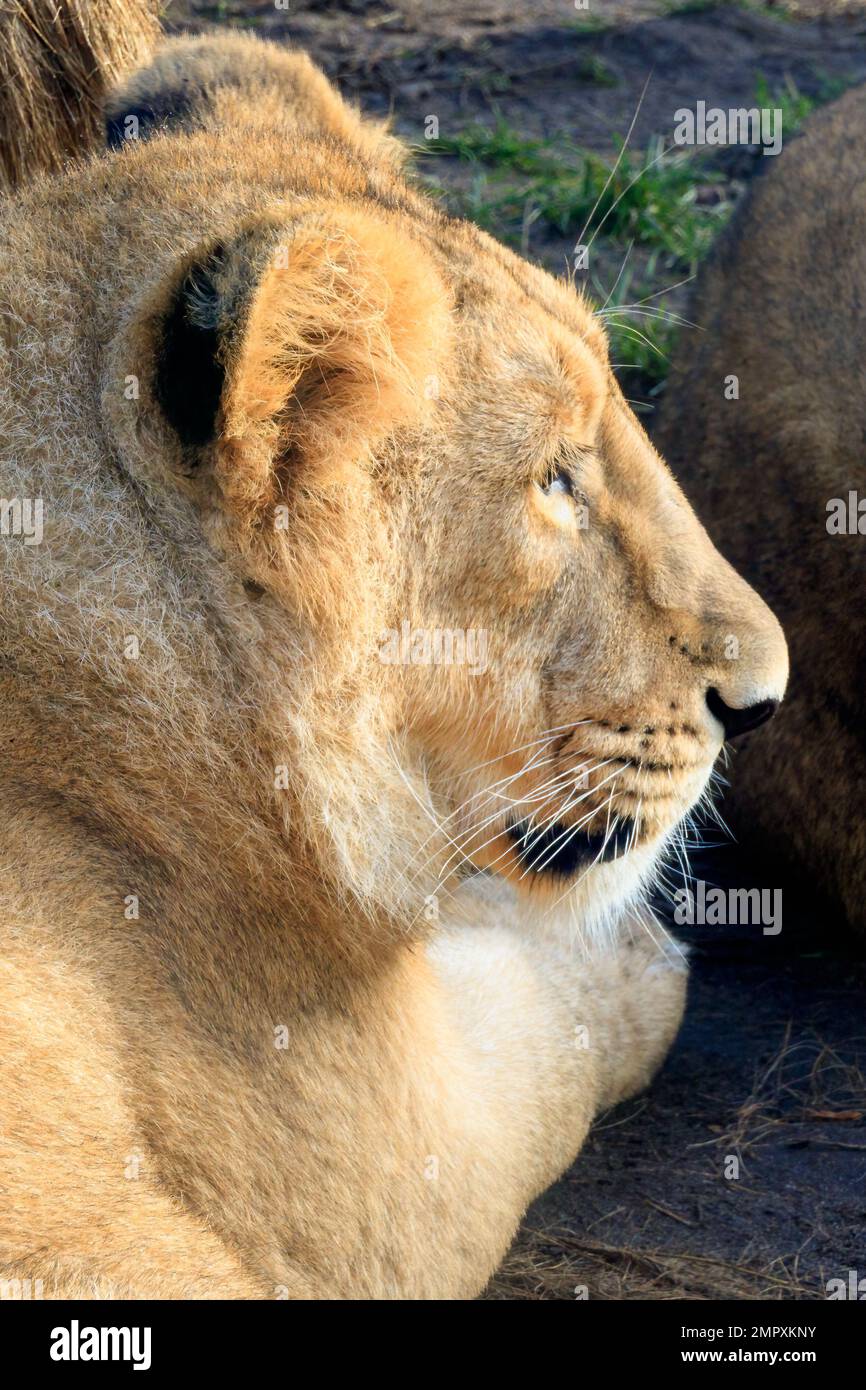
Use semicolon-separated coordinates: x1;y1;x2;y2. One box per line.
101;157;786;928
373;230;789;921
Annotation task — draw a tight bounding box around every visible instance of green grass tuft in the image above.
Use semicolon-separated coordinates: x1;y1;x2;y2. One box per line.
755;72;851;137
594;259;684;396
424;121;729;271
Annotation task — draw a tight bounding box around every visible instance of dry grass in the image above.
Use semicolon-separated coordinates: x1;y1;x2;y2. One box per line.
701;1024;866;1159
0;0;160;190
484;1227;815;1300
485;1025;866;1300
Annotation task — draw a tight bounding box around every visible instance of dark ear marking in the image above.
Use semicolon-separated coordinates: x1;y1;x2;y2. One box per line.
153;229;280;460
155;251;226;452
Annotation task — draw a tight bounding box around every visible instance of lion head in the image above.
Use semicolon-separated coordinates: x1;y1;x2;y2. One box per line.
11;35;787;941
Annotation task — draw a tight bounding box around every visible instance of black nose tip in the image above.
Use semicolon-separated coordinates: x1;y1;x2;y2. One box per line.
706;687;779;741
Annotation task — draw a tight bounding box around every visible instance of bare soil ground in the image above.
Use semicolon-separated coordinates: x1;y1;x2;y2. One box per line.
165;0;866;1299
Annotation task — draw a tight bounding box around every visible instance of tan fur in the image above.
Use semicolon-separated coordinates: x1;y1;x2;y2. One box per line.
655;88;866;937
0;30;787;1298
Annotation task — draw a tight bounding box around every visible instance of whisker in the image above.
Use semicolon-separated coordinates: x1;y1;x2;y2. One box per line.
600;237;634;312
575;69;652;253
585;137;678;258
606;320;668;362
517;764;628;878
540;793;622;918
457;721;594;780
425;751;601;887
600;305;700;331
402;745;562;883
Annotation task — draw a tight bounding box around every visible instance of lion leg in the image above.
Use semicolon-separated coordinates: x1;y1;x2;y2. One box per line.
0;952;274;1301
575;913;689;1111
0;1200;271;1300
508;905;688;1117
429;890;687;1214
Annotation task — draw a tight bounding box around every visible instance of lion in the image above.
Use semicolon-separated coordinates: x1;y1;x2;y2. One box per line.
0;25;788;1298
655;85;866;940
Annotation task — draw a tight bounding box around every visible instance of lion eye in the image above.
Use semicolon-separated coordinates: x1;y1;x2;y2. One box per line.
540;466;574;498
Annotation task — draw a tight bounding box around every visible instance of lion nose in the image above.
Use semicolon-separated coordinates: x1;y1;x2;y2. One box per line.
706;687;779;741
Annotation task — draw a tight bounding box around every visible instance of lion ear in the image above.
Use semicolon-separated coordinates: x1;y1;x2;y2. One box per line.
150;209;449;521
